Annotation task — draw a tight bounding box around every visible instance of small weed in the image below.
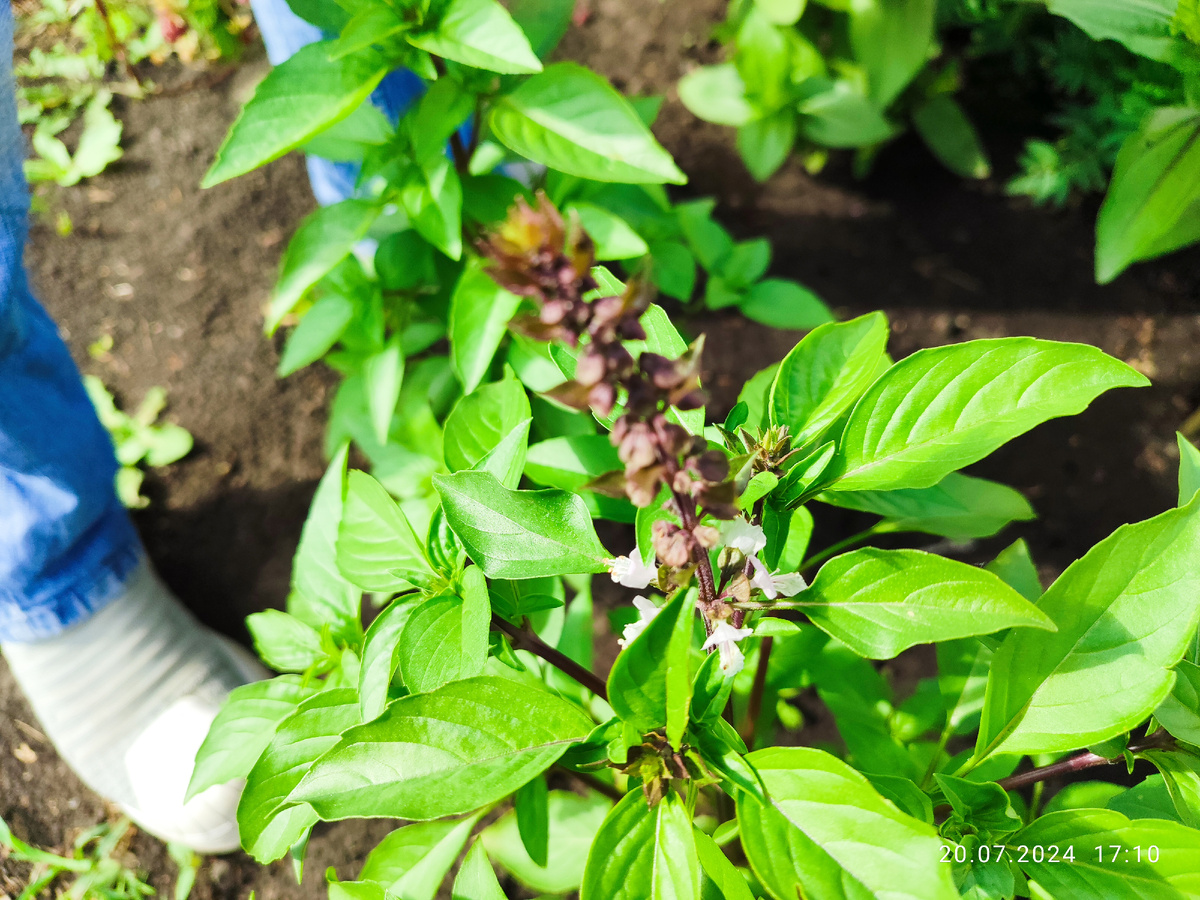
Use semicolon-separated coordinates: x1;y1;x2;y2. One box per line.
0;814;153;900
83;376;193;508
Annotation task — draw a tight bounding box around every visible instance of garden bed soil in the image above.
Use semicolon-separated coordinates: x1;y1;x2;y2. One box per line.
4;0;1200;896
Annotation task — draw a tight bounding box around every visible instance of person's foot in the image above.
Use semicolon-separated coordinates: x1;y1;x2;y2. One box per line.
0;560;264;853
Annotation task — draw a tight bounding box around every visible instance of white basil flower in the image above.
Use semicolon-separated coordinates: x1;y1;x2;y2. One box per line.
749;555;807;600
719;518;767;556
607;552;657;590
702;621;754;675
618;596;661;647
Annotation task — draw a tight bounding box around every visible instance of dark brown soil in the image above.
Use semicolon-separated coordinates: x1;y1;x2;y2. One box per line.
4;0;1200;896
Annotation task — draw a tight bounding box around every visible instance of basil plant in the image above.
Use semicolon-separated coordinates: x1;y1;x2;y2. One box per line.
201;0;831;528
679;0;991;182
191;198;1200;899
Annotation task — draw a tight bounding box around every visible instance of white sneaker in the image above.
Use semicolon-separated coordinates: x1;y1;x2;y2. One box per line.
1;560;266;853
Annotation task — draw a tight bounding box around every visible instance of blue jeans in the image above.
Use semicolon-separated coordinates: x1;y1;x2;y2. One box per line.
0;2;421;642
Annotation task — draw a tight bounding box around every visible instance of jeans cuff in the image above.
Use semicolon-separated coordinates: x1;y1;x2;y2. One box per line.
0;513;143;644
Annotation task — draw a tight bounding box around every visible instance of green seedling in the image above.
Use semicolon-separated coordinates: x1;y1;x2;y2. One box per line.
83;376;192;509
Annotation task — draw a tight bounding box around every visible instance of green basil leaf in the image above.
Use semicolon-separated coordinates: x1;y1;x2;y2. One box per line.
407;0;542;74
734;4;791;110
1095;108;1200;283
401;153;463;260
452;840;507;900
293;676;594;820
509;0;574;58
266;199;381;335
568;203;650;260
359;815;482;900
818;472;1035;540
798;80;896;148
1107;775;1183;823
336;469;431;593
525;435;622;488
769;312;888;447
738;363;780;431
514;775;550;868
444;374;532;472
828;338;1148;492
289;444;361;642
1046;0;1200;68
648;240;697;301
435;471;610;578
524;434;632;522
330;5;408;59
481;791;611;895
911;95;990;179
606;589;695;744
736;109;797;182
984;538;1043;602
1009;809;1200;898
363;336;404;445
285;0;349;31
933;774;1022;834
238;689;360;862
692;728;768;805
756;0;804;25
849;0;936;107
976;496;1200;758
864;774;934;824
301;99;393;162
203;43;389;187
791;548;1055;659
736;279;833;331
188;675;317;801
407;77;476;164
678;64;755;127
397;570;490;693
1154;660;1200;745
246;609;328;673
1141;750;1200;827
489;62;686;184
358;596;413;721
449;264;521;395
737;747;958;900
474;418;532;490
694;828;754;900
581;792;700;900
937;638;992;736
1178;433;1200;507
278;293;355;377
327;880;387;900
677;199;734;271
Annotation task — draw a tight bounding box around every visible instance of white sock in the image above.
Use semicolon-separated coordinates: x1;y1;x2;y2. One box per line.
1;560;264;853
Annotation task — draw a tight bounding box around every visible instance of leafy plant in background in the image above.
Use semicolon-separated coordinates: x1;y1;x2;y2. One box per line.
0;814;157;900
201;0;831;530
192;199;1200;899
84;376;193;509
946;0;1200;283
678;0;992;182
14;0;250;187
1023;0;1200;283
688;0;1200;283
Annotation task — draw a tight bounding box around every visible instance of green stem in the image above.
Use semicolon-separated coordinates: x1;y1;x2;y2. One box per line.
799;525;884;574
1027;781;1044;824
920;720;956;791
